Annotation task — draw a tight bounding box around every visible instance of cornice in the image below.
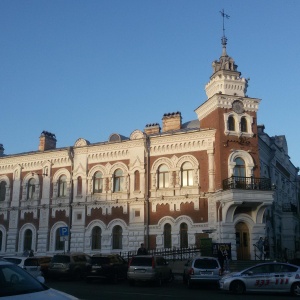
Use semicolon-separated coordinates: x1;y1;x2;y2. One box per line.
195;95;261;121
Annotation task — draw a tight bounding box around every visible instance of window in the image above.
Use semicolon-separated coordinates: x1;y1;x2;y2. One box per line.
23;229;32;252
77;176;82;195
164;223;172;249
58;175;67;197
113;169;124;192
228;116;235;131
180;223;188;249
241;117;247;132
55;228;64;251
158;165;169;189
0;181;6;201
93;172;103;193
181;162;193;187
234;158;246;177
134;170;140;191
112;225;122;249
27;179;35;200
91;226;101;250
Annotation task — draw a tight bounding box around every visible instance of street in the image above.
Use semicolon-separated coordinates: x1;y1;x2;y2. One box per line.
46;277;294;300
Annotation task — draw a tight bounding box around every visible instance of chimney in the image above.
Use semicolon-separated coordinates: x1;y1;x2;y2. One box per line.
0;144;4;156
39;131;57;151
162;112;182;132
144;123;161;135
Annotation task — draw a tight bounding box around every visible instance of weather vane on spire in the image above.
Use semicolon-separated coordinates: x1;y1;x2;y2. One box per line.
219;9;230;52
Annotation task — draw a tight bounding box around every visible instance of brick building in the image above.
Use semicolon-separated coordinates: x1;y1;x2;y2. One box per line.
0;34;299;260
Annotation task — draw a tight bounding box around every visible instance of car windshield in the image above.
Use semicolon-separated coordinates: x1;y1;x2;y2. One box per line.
0;264;47;297
130;257;152;266
52;255;70;263
194;259;219;269
91;257;110;265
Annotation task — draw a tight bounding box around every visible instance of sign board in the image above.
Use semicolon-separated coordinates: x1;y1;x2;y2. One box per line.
59;227;69;237
212;243;232;259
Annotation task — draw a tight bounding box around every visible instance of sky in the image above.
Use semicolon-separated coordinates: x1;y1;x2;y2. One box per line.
1;0;299;169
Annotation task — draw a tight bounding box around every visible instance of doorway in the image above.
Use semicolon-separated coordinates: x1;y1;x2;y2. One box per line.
235;222;250;260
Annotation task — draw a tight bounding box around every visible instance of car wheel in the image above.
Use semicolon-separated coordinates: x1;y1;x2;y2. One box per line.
187;278;193;289
157;276;162;287
230;280;245;295
73;270;82;281
291;282;300;296
166;271;174;283
129;279;135;286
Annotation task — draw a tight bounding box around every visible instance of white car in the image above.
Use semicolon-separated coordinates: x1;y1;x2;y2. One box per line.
0;260;79;299
3;256;42;278
219;262;300;296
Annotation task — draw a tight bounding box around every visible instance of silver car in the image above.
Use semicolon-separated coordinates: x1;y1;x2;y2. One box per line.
127;255;173;286
183;256;222;288
219;262;300;296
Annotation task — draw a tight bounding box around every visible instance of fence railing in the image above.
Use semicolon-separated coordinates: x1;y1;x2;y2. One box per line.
223;176;272;191
119;247;201;262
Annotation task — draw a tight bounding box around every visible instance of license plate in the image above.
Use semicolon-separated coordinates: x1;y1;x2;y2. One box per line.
135;269;146;273
200;271;213;275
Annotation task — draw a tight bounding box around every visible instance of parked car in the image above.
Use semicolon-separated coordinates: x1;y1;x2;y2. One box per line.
3;256;43;278
219;261;300;296
0;260;78;299
48;252;91;280
183;256;223;288
86;254;128;283
127;255;173;286
36;256;53;278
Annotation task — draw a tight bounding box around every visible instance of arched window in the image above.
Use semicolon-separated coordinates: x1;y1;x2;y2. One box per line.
55;228;64;251
23;229;32;252
77;176;82;195
228;116;235;131
241;117;247;132
91;226;101;250
93;172;103;193
234;158;246;177
58;175;67;197
181;162;193;187
180;223;188;249
134;170;140;191
0;181;6;201
158;165;169;189
27;178;36;200
113;169;124;192
112;225;122;249
164;223;172;249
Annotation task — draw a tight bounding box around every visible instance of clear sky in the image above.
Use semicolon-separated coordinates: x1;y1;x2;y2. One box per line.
1;1;299;169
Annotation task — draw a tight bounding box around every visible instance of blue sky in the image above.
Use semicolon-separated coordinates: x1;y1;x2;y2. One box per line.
1;1;299;169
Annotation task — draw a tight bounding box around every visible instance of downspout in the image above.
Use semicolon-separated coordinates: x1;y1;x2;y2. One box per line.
67;146;74;252
145;135;150;248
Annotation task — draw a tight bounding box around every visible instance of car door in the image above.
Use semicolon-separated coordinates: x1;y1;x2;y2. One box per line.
23;258;41;278
270;263;296;292
242;264;272;292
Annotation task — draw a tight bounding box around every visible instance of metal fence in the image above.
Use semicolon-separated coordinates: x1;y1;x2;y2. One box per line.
119;247;201;262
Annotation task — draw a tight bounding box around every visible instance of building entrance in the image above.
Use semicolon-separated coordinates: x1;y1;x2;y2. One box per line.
235;222;250;260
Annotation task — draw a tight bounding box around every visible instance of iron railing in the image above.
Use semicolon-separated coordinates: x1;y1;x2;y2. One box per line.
119;246;201;262
223;176;272;191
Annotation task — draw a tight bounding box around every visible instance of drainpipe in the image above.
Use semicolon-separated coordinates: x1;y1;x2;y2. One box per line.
67;146;74;252
145;135;150;248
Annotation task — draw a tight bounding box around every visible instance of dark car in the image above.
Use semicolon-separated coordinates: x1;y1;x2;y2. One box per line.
48;252;91;280
127;255;173;286
86;254;128;283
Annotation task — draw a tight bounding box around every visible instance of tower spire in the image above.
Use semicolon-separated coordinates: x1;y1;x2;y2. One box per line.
220;9;230;56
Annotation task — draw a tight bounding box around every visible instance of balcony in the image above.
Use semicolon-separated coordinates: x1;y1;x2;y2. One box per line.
223;176;272;191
